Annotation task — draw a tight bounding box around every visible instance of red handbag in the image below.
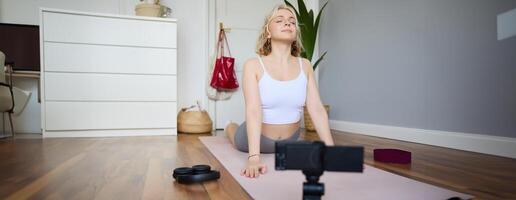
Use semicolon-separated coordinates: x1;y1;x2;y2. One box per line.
210;29;239;90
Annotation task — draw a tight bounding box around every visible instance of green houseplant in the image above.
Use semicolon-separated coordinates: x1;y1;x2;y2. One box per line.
285;0;329;132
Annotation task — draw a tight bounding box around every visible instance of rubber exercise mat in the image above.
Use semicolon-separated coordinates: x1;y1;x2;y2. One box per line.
199;136;472;200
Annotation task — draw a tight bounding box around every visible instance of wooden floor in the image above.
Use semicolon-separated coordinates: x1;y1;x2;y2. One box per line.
0;130;515;200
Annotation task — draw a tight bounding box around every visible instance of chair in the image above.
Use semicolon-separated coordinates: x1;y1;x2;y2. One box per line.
0;51;15;137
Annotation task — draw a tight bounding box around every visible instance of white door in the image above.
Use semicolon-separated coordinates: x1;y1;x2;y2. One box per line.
213;0;283;129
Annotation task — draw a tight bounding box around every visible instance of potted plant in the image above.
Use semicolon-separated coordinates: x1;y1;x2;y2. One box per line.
284;0;329;132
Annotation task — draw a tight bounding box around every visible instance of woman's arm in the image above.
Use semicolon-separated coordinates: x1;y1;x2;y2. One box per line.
242;59;263;156
303;58;335;146
241;58;267;178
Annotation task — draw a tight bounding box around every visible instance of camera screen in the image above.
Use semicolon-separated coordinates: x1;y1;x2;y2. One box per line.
276;141;325;170
275;141;363;172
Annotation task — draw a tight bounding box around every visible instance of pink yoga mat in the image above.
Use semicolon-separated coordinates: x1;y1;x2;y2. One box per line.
199;136;473;200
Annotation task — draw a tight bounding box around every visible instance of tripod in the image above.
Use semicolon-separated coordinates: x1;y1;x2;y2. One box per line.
302;169;324;200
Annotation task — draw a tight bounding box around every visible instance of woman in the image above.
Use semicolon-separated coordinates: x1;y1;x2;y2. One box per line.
225;4;334;179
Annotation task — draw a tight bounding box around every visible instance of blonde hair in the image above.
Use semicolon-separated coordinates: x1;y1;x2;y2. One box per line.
256;4;303;56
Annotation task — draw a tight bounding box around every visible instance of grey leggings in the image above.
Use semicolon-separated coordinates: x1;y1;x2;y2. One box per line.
234;121;301;153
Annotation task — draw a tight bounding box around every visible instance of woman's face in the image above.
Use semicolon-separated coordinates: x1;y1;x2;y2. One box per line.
268;9;297;42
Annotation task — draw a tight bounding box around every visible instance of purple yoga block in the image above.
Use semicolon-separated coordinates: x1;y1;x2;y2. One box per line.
374;149;412;164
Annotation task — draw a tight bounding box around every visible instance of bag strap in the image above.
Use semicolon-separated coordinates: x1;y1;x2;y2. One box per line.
215;29;223;58
221;30;232;57
216;29;232;58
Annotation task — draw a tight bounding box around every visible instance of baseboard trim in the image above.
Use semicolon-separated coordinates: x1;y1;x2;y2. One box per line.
43;128;177;138
329;120;516;159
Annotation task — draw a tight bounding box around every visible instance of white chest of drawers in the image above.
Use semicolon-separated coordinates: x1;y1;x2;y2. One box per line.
40;8;178;137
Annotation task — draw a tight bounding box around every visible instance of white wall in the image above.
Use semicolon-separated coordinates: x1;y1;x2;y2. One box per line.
0;0;122;24
0;0;209;135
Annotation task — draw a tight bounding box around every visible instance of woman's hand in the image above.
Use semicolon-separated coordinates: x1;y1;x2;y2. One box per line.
241;156;267;178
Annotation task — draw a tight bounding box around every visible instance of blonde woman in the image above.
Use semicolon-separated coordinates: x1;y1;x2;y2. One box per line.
225;4;334;179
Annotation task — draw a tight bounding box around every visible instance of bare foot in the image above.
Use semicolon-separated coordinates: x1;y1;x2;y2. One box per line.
224;121;239;147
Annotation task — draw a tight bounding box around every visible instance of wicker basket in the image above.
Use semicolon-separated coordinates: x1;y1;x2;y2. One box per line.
135;3;161;17
303;105;330;132
177;109;213;134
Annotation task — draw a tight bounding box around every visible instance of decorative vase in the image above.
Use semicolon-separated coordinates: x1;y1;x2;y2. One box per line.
303;105;330;132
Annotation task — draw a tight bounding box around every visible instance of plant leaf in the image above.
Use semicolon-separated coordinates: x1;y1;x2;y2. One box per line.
312;51;327;70
297;0;309;19
299;28;312;59
299;0;310;29
302;7;313;58
308;10;315;30
301;51;307;59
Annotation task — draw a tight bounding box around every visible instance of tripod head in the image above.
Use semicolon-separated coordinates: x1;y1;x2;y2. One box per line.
276;141;364;200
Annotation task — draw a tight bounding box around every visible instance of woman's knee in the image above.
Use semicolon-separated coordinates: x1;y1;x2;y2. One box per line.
233;122;249;152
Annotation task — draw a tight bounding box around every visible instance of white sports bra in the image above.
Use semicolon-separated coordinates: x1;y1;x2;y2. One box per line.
257;56;307;124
